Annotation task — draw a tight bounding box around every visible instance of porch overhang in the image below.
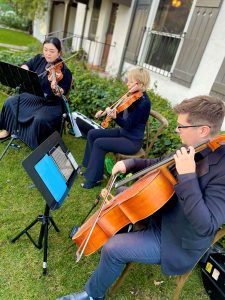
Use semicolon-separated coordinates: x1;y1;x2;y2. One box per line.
53;0;132;7
113;0;132;6
53;0;89;4
75;0;132;6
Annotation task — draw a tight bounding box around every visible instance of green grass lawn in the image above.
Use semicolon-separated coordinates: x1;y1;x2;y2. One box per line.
0;28;41;48
0;89;210;300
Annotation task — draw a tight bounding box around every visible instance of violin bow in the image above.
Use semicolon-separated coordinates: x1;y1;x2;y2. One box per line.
75;174;118;262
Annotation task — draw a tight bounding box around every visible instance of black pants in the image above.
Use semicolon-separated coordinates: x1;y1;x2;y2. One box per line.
82;128;142;183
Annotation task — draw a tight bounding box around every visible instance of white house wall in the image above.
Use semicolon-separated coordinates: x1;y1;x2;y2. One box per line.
51;3;64;37
33;1;52;42
67;6;76;35
72;1;112;66
105;2;133;75
91;0;112;66
72;2;86;50
33;17;48;43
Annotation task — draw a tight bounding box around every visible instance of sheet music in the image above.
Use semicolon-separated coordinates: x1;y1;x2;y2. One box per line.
50;146;75;181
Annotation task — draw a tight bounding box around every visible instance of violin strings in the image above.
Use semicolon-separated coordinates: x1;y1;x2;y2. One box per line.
106;82;138;118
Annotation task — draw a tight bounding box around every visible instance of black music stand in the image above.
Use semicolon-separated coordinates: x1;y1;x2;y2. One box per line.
10;131;78;274
0;61;44;161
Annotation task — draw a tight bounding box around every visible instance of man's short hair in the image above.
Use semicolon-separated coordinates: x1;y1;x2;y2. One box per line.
173;95;225;136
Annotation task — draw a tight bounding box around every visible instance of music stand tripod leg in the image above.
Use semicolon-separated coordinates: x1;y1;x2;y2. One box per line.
10;217;40;245
10;204;60;275
43;216;49;275
0;135;17;161
0;85;22;161
50;216;60;232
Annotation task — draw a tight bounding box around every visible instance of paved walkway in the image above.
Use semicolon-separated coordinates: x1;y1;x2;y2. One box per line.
0;42;28;50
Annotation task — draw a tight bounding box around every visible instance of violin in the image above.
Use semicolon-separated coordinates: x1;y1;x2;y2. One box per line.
100;83;143;129
45;58;78;134
73;135;225;261
46;58;64;95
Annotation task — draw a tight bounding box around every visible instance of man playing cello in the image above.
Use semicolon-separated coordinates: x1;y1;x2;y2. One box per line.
58;95;225;300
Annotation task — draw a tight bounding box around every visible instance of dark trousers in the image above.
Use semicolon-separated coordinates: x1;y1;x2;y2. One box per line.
82;128;142;183
85;225;161;298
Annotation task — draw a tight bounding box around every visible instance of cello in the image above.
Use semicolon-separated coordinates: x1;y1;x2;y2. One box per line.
73;135;225;261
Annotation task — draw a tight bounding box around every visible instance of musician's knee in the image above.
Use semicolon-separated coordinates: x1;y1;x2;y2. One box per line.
87;128;98;141
102;240;116;262
102;235;124;261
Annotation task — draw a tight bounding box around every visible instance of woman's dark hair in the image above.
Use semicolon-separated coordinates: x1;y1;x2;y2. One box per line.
43;37;62;52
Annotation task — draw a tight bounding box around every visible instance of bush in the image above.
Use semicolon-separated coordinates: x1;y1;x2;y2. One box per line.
0;13;32;32
147;90;180;155
0;49;32;65
67;61;126;116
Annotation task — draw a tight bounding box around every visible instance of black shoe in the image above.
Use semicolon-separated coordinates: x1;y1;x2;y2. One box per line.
56;290;104;300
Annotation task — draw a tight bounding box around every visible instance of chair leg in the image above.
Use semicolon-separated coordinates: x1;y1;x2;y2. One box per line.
171;271;191;300
108;263;133;297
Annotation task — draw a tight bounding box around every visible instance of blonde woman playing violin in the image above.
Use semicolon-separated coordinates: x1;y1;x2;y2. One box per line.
0;37;72;149
80;67;151;189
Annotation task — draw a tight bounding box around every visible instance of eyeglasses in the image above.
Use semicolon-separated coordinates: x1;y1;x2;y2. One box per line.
176;124;211;129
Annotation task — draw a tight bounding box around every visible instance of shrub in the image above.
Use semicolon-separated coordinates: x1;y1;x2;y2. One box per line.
0;14;32;32
0;50;32;65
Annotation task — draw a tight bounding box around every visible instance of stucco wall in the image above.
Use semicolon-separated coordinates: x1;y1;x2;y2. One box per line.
105;3;133;75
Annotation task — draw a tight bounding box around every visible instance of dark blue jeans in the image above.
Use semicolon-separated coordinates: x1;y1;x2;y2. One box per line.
85;226;161;298
82;128;142;183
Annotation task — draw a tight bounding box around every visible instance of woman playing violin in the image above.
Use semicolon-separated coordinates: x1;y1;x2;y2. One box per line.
0;37;72;149
57;96;225;300
80;67;151;189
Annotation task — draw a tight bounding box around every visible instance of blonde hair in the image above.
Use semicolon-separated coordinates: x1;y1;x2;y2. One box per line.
127;67;150;91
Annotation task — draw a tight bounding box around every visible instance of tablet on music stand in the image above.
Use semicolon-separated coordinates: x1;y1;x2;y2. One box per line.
22;131;78;210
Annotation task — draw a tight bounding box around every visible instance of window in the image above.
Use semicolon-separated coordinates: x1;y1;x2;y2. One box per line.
142;0;193;76
154;0;192;34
